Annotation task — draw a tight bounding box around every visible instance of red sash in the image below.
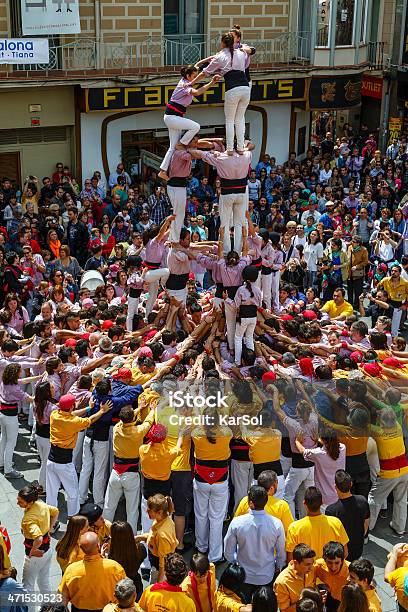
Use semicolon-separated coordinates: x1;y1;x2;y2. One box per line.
113;462;139;475
189;570;213;612
194;463;228;484
150;581;183;592
379;454;408;471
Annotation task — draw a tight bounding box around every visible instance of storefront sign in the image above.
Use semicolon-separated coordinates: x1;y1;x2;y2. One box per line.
0;38;49;64
309;73;362;109
83;78;307;112
21;0;80;36
388;117;402;144
361;75;383;100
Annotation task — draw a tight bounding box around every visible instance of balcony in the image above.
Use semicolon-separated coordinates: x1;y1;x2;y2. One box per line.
367;41;385;70
5;32;312;79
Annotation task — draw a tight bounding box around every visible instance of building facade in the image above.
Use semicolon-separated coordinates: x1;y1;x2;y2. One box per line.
0;0;387;184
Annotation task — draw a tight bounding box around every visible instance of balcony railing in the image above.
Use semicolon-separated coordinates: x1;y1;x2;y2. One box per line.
367;41;385;70
10;32;311;75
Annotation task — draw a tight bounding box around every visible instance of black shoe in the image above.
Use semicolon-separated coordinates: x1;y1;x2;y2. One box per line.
141;568;150;581
379;510;388;519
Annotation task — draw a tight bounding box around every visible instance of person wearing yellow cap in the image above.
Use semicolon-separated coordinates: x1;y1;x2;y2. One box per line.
46;393;111;517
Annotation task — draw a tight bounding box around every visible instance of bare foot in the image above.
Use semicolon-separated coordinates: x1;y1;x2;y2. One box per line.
158;170;169;181
236;149;244;155
226;149;234;156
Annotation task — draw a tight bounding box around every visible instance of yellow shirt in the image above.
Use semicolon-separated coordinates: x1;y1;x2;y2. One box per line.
130;367;157;386
192;427;232;461
21;501;58;539
89;519;111;546
378;276;408;303
50;410;92;449
147;515;178;571
339;434;368;457
234;495;294;535
0;533;10;569
387;566;408;610
286;515;349;558
321;299;353;319
113;412;154;459
103;604;142;612
365;586;382;612
314;558;350;602
136;388;160;423
182;563;216;612
161;404;191;472
370;423;408;478
214;586;244;612
59;554;126;609
139;585;196;612
274;562;315;611
57;542;84;574
140;441;181;481
243;429;282;463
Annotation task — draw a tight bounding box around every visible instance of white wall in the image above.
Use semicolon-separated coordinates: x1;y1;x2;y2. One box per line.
80;102;293;180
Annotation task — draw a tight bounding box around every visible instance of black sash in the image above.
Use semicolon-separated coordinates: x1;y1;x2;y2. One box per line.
225;285;240;299
224;69;249;91
36;421;50;439
0;403;18;417
168;177;187;187
48;444;73;464
166;273;189;291
254;460;283;479
220;176;247;195
129;287;142;298
238;304;257;318
215;282;224;298
165;101;187;116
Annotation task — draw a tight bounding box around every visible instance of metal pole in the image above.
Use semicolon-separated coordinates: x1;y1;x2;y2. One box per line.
309;0;317;65
95;0;102;70
354;0;362;65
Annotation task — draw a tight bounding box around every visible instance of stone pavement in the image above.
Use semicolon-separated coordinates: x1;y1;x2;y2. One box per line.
0;423;404;611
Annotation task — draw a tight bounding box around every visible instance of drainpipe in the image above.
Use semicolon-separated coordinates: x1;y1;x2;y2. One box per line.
309;0;317;65
95;0;102;70
354;0;362;65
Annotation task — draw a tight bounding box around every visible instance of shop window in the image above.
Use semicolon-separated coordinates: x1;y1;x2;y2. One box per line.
335;0;355;46
317;0;330;46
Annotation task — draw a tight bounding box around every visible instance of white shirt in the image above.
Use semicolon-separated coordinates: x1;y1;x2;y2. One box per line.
303;242;324;272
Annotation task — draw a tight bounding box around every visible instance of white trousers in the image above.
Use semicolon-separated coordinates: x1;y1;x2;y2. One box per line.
284;466;315;518
141;495;154;570
103;470;140;534
271;271;280;312
234;317;257;366
166;287;188;305
145;268;170;317
224;300;237;351
46;460;80;517
78;437;109;508
261;273;272;310
193;478;229;562
73;429;86;473
22;547;51;593
167;186;187;243
231;460;253;513
35;435;50;489
368;472;408;533
161;114;200;172
0;414;19;473
224;86;251;151
195;272;205;288
391;307;403;337
127;296;140;332
281;455;292;478
219;192;247;254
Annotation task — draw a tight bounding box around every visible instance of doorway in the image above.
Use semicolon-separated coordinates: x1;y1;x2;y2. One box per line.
0;152;21;186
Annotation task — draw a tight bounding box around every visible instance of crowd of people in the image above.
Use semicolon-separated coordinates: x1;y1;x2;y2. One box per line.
1;24;408;612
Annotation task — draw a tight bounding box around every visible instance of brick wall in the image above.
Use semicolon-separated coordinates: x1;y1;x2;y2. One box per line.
0;2;7;37
208;0;289;41
98;0;162;43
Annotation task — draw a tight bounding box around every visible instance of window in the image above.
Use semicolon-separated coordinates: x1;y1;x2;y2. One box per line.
164;0;205;65
335;0;355;46
317;0;330;46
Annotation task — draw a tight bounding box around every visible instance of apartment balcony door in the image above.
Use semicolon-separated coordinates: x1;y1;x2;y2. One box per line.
164;0;205;65
298;0;312;58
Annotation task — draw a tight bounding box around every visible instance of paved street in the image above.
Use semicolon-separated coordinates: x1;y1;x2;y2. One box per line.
0;423;404;611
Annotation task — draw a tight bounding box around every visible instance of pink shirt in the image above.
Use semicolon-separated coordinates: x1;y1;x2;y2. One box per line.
170;77;194;107
145;236;167;264
248;233;263;259
229;283;262;308
169;150;192;179
217;256;251;286
203;48;247;76
197;149;252;179
167;248;190;274
303;444;346;506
